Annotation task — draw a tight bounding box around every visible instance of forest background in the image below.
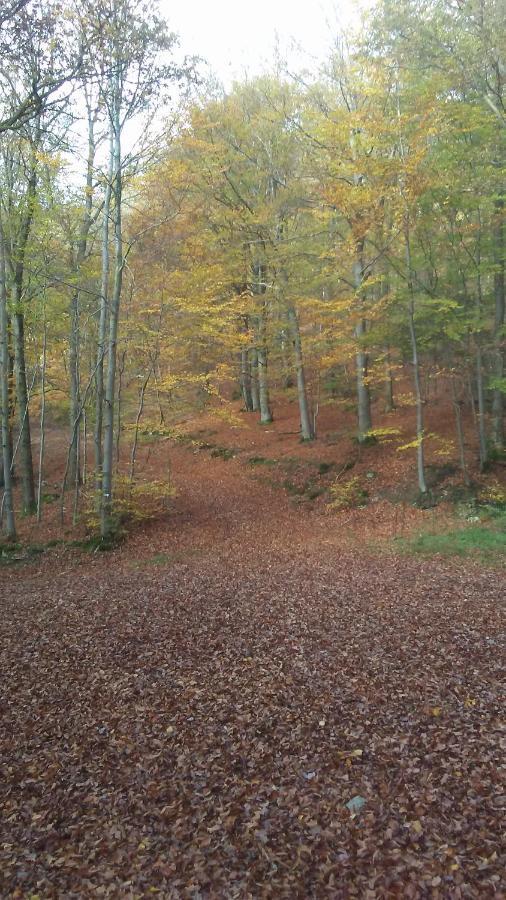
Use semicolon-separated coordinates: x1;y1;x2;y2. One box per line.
0;0;505;547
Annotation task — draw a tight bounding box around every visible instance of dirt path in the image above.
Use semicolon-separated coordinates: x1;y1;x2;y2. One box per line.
1;446;504;897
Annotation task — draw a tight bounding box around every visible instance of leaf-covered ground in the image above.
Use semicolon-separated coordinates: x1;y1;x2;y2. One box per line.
1;435;505;897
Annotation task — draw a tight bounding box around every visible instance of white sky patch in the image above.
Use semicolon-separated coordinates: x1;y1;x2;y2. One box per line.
163;0;367;86
64;0;371;181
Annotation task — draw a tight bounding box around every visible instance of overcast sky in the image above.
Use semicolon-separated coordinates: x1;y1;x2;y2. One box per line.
162;0;368;85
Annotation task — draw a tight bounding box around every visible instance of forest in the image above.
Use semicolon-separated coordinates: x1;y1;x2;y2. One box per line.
0;0;504;895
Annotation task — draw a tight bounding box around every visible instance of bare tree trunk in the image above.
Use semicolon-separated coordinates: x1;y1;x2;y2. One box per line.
256;311;272;425
129;368;152;482
250;348;259;411
287;303;313;441
238;313;253;414
0;211;15;539
69;99;97;486
12;309;35;512
405;225;427;495
408;298;427;495
475;343;488;470
116;348;126;464
36;313;47;521
68;287;80;486
492;197;504;450
353;250;372;442
239;348;253;410
94;131;113;492
82;408;87;486
384;348;395;412
101;90;123;540
475;232;488;471
452;374;470;487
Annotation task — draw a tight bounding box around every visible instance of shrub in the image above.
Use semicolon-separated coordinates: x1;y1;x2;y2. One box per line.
328;476;368;511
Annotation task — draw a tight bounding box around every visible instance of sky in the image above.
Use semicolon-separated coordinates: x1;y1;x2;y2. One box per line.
162;0;368;86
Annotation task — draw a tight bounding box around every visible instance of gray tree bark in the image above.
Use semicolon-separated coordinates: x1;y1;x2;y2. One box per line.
250;348;259;411
492;197;504;450
256;312;272;425
405;226;428;495
287;303;313;441
101;82;123;539
352;249;372;442
0;211;16;538
69;100;97;486
94;131;113;490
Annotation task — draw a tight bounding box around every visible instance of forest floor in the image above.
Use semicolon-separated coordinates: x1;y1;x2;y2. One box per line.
1;394;505;897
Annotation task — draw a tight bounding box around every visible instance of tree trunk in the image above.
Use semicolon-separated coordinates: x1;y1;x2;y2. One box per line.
36;315;47;521
405;225;427;495
0;212;16;539
287;303;313;441
256;312;272;425
101;91;123;540
475;344;488;470
452;374;470;487
94;131;113;492
384;348;395;412
116;348;126;464
69;100;96;486
12;309;35;512
68;288;80;486
239;347;253;411
250;348;259;411
352;251;372;442
475;238;488;471
408;297;428;495
492;197;504;450
129;368;151;482
9;151;38;514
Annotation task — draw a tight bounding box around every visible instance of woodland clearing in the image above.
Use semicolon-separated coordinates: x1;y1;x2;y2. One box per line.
1;399;505;898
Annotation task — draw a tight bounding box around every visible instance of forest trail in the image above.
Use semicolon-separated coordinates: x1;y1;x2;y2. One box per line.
1;436;505;897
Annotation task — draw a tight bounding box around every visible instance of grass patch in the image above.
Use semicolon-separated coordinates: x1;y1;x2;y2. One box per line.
395;513;506;564
247;455;276;466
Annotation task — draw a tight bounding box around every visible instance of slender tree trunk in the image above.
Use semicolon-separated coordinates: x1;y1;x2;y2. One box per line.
352;249;372;442
287;303;313;441
280;322;294;388
452;374;470;487
408;298;427;495
0;212;15;539
475;233;488;471
101;91;123;540
82;409;87;486
9;158;38;514
68;288;80;486
69;101;96;486
256;312;272;425
492;197;504;450
384;348;395;412
94;131;113;492
12;309;35;512
116;348;126;464
240;348;253;410
36;314;47;521
405;225;427;495
475;343;488;470
239;317;253;411
129;368;151;483
250;348;259;411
